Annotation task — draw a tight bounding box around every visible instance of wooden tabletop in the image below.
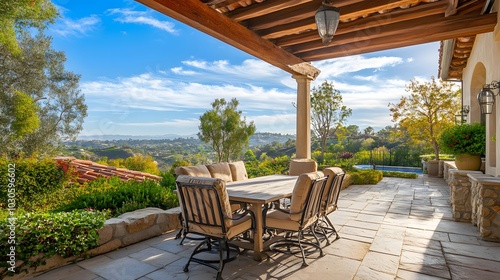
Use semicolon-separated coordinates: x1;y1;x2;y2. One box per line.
226;174;298;204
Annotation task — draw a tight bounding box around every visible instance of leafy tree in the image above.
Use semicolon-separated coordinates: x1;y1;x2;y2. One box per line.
388;77;460;160
0;32;87;157
0;0;57;55
198;98;256;162
310;81;352;163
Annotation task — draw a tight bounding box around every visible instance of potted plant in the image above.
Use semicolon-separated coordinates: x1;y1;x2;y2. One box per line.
438;122;486;170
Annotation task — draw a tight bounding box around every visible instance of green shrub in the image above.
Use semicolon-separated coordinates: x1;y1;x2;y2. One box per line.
382;171;418;179
56;177;178;216
0;210;107;276
348;169;383;184
159;171;176;192
246;155;290;178
0;157;68;207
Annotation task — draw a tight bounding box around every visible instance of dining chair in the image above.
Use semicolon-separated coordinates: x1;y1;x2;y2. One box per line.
320;167;345;244
263;172;329;267
176;175;255;280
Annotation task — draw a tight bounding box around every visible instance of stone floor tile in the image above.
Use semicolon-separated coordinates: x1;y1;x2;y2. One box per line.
445;253;500;273
376;224;406;239
396;269;448;279
337;232;374;244
370;236;403;256
355;213;386;223
340;225;377;239
449;264;500;279
33;264;98;280
323;238;370;260
403;236;443;251
129;247;182;267
359;251;399;275
354;266;395;280
401;245;443;257
77;255;114;270
105;241;153;260
441;242;500;262
151;238;195;254
448;233;480;245
86;257;158;280
405;228;450;242
345;219;381;231
284;254;361;280
399;251;450;279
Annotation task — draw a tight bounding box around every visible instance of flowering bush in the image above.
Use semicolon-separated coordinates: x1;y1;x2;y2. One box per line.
438;123;486;155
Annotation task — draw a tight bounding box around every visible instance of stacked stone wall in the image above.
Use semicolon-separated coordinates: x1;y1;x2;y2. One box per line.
469;175;500;241
448;170;482;222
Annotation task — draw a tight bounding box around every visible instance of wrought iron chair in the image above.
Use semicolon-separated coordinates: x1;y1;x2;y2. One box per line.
319;167;345;244
263;172;328;267
176;175;255;280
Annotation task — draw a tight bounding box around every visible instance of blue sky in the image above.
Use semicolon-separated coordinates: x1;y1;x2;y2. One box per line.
48;0;444;138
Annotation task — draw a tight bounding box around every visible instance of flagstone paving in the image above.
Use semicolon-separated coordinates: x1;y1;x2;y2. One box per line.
32;175;500;279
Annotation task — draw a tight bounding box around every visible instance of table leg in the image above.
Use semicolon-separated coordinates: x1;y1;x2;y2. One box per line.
250;203;265;261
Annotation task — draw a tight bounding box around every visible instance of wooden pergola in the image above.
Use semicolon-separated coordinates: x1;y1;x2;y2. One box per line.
136;0;497;161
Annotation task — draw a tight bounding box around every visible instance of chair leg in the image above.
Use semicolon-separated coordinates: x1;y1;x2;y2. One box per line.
310;224;324;258
297;231;308;267
324;216;340;241
184;238;209;272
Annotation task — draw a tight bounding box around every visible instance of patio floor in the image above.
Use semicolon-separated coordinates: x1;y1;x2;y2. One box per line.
32;175;500;280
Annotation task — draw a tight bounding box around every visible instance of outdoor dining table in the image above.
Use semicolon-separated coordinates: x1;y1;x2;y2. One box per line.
226;174;298;261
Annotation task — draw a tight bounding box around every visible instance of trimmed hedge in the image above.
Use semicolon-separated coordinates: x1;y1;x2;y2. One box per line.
0;210;107;276
56;176;178;216
349;169;383;184
0;158;68;207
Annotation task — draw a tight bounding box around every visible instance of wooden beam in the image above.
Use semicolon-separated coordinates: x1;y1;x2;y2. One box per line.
296;12;497;61
445;0;459;16
228;0;314;22
273;0;447;47
246;0;427;31
135;0;319;77
289;13;447;54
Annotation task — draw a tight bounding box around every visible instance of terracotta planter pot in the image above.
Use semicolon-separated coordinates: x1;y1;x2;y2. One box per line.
454;154;481;170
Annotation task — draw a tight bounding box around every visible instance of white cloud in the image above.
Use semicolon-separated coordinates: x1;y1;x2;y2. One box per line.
314;55;404;79
171;67;197;75
107;8;178;34
51;15;101;37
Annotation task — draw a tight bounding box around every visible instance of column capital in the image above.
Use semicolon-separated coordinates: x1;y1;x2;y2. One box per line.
289;62;320;80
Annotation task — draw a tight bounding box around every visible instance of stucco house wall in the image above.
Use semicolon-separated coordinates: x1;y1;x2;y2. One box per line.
462;1;500;177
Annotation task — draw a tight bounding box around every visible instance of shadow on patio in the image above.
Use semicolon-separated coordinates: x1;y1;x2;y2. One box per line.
32;175;500;280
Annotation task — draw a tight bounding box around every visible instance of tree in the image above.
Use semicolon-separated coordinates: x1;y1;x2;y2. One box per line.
198;98;256;162
388;77;460;160
0;32;87;157
310;81;352;163
0;0;57;55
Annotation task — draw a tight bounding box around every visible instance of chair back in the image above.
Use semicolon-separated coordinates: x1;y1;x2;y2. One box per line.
322;167;345;214
176;176;233;233
289;172;328;224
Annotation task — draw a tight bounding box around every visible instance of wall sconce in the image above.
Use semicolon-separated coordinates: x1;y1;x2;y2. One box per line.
477;81;500;114
315;1;340;46
455;105;470;124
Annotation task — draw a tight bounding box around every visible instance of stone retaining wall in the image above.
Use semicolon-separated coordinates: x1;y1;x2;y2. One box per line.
469;175;500;241
447;169;483;222
5;207;182;279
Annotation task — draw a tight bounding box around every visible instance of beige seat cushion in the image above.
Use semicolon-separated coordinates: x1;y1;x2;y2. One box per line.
175;175;233;228
289;171;324;221
175;165;212;177
188;214;253;239
265;209;318;231
229;161;248;181
206;162;233;182
288;158;317;176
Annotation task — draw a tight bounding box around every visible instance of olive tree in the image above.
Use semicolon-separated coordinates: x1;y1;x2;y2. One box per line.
0;32;87;157
198;98;256;162
388;77;460;160
311;81;352;163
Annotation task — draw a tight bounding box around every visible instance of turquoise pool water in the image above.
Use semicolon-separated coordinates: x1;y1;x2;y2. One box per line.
354;164;423;174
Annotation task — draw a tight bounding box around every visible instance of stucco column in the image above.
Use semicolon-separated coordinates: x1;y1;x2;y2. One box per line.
293;74;312;159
